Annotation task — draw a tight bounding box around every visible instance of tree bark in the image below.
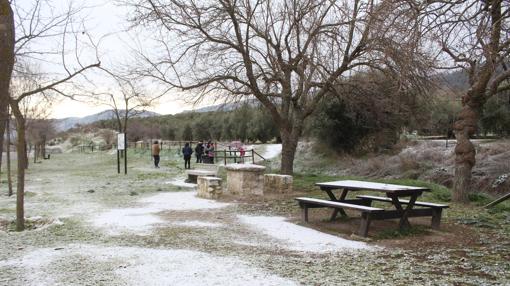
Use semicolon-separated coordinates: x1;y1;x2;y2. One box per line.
452;93;482;203
11;102;26;231
0;105;6;175
0;0;15;183
6;113;12;196
279;118;304;175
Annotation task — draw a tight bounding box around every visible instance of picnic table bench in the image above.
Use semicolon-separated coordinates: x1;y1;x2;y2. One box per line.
296;180;448;237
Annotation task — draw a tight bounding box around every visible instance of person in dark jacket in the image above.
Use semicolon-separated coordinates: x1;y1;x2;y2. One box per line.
195;142;204;163
182;142;193;169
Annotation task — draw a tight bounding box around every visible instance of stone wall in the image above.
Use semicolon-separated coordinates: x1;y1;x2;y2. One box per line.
197;176;222;199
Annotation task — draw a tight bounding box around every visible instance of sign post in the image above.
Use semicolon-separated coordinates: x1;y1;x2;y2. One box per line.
117;133;127;174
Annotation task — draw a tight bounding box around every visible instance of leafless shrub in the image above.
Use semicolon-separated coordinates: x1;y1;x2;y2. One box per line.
398;154;421;172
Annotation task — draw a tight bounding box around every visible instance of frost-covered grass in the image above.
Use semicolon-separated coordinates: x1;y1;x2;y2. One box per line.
0;148;508;285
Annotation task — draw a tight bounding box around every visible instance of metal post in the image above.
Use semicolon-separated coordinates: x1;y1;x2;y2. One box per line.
252;149;255;163
124;133;128;175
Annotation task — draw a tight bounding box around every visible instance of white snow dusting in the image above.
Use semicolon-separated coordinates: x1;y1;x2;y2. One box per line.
171;220;223;228
92;192;229;235
2;244;297;286
166;178;197;188
238;215;373;253
262;144;282;159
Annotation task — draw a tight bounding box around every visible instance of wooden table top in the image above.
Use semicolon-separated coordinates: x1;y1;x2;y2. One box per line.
315;180;430;193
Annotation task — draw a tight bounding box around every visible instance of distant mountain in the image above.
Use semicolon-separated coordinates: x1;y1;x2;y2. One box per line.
181;100;259;114
54;110;160;131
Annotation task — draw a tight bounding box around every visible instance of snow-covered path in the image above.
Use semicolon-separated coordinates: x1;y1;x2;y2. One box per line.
0;151;378;286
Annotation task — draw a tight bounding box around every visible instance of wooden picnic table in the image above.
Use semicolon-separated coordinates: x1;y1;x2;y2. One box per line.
316;180;430;230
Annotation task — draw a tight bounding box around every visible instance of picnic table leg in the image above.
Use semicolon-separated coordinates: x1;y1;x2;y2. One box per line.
325;189;348;220
389;194;417;230
358;212;372;237
431;208;443;229
302;205;309;222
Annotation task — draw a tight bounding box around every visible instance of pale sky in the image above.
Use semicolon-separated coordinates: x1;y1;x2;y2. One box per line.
14;0;200;119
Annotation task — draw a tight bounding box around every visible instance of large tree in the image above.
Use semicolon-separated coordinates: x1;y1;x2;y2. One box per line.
128;0;429;174
424;0;510;202
0;0;15;184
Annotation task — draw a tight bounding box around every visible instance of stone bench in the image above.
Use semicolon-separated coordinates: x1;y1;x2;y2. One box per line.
185;163;220;183
197;177;222;199
225;163;266;196
185;170;217;184
264;174;293;194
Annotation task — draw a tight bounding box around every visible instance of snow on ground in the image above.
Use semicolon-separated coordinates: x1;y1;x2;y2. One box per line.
238;215;373;253
0;244;297;286
171;220;223;228
92;192;229;235
139;192;230;211
165;178;197;188
262;144;282;159
92;208;165;235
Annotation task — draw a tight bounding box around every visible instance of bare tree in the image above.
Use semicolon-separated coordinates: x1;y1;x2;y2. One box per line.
127;0;429;174
94;73;163;134
423;0;510;202
0;0;15;188
7;0;101;230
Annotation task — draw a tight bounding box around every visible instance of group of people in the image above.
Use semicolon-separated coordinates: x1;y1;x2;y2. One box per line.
151;140;215;169
193;141;215;164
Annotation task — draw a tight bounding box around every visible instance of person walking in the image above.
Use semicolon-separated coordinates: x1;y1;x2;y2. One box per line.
239;145;246;163
195;141;204;163
152;141;161;168
182;142;193;169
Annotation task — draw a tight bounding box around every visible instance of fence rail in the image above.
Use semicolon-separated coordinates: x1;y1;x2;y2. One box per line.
214;149;267;165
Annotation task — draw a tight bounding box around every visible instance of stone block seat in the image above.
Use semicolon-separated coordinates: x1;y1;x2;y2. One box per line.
185;163;220;184
225;163;266;196
264;174;293;194
197;176;223;199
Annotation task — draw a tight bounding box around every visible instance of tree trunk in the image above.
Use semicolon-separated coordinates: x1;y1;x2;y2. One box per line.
42;136;46;158
0;105;6;175
6;114;12;196
11;103;26;231
279;118;304;175
452;96;481;203
0;0;15;183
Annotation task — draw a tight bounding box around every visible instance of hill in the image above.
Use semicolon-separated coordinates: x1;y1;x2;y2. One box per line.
54;110;160;131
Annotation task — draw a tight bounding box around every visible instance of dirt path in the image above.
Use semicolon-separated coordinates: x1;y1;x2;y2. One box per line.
0;151;507;285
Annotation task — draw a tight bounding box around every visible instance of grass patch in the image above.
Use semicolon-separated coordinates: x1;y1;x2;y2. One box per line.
293;173;361;192
136;172;169;180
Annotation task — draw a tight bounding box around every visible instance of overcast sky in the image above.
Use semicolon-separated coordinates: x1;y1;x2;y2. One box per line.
15;0;199;119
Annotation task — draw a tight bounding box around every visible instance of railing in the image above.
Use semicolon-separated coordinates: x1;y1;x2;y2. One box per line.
214;149;267;165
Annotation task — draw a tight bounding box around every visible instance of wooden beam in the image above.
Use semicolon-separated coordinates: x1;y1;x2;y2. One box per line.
485;192;510;208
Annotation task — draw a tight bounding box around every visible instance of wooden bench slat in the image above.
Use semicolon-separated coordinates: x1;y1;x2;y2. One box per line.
357;195;448;208
295;197;383;212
